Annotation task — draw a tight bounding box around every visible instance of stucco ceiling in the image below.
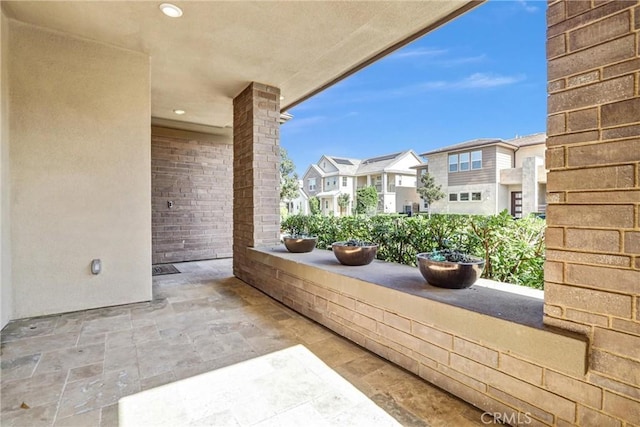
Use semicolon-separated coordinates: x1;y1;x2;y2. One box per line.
3;1;479;131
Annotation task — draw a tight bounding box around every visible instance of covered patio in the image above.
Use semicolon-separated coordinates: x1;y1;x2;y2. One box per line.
1;259;483;426
1;0;639;426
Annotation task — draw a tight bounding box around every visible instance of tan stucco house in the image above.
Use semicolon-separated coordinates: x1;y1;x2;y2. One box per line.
416;133;547;217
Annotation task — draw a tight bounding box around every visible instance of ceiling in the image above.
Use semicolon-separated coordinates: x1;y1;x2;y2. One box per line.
2;1;479;132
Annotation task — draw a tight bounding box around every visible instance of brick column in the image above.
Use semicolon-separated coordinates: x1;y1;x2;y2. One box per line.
233;82;281;280
545;1;640;423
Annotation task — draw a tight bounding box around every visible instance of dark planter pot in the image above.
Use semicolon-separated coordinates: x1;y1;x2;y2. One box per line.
416;253;485;289
332;242;378;266
283;236;317;253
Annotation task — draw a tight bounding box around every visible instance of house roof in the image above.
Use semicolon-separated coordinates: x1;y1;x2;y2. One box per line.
419;138;510;156
419;133;546;157
305;150;422;179
327;156;361;175
506;132;547;147
356;150;420;175
2;1;479;134
301;164;326;180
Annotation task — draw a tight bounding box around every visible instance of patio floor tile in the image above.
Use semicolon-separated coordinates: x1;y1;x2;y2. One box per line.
1;258;485;426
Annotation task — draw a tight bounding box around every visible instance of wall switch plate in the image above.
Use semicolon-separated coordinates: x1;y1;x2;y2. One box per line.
91;259;101;275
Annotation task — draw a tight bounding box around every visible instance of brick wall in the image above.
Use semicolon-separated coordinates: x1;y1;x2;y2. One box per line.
232;82;281;280
246;249;597;426
544;0;640;424
151;130;232;264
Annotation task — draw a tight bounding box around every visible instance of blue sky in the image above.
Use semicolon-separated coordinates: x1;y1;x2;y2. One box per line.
281;0;547;176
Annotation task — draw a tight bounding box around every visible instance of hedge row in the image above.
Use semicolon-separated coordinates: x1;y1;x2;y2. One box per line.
281;211;545;289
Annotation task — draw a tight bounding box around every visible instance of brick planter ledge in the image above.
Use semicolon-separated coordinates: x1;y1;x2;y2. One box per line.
240;247;591;424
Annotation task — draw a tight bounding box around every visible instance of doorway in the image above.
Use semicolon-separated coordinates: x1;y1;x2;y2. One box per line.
511;191;523;218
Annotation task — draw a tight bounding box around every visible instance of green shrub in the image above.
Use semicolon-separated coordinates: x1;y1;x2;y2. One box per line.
355;186;379;215
282;211;545;289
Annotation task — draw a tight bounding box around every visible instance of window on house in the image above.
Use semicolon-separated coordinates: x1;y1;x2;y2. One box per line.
472;192;482;201
471;151;482;169
449;193;458;201
398;176;402;185
308;178;316;191
423;199;429;208
333;179;337;186
324;200;328;209
460;192;470;201
342;177;347;187
459;153;470;171
449;155;458;173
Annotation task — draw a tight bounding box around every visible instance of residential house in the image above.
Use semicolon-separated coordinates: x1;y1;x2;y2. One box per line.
302;151;423;215
415;133;546;217
284;180;309;215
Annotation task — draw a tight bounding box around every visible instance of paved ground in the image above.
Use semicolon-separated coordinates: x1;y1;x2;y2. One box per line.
1;258;484;426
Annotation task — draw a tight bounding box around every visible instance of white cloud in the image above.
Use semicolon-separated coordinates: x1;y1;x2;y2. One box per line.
417;73;525;91
389;47;487;68
455;72;526;88
433;54;487;67
288;73;525;112
391;47;448;59
281;115;327;133
282;112;358;133
517;0;539;13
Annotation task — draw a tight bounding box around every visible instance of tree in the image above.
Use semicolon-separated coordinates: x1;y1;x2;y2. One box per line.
355;186;379;216
337;193;350;216
279;147;299;209
416;172;445;218
309;196;320;215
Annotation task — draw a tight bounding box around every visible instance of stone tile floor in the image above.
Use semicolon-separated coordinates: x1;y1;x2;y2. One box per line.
1;259;484;426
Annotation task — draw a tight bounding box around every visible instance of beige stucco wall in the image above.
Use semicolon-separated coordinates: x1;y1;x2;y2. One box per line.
395;187;419;213
424;153;449;214
8;21;151;319
446;183;497;215
497;184;511;213
1;12;12;328
515;144;545;168
391;152;421;171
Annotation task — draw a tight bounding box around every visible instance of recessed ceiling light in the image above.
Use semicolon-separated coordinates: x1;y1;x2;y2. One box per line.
173;109;186;115
279;95;285;100
160;3;183;18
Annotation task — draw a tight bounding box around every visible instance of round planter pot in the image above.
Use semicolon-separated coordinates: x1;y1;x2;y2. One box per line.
416;253;485;289
332;242;378;266
283;236;317;253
